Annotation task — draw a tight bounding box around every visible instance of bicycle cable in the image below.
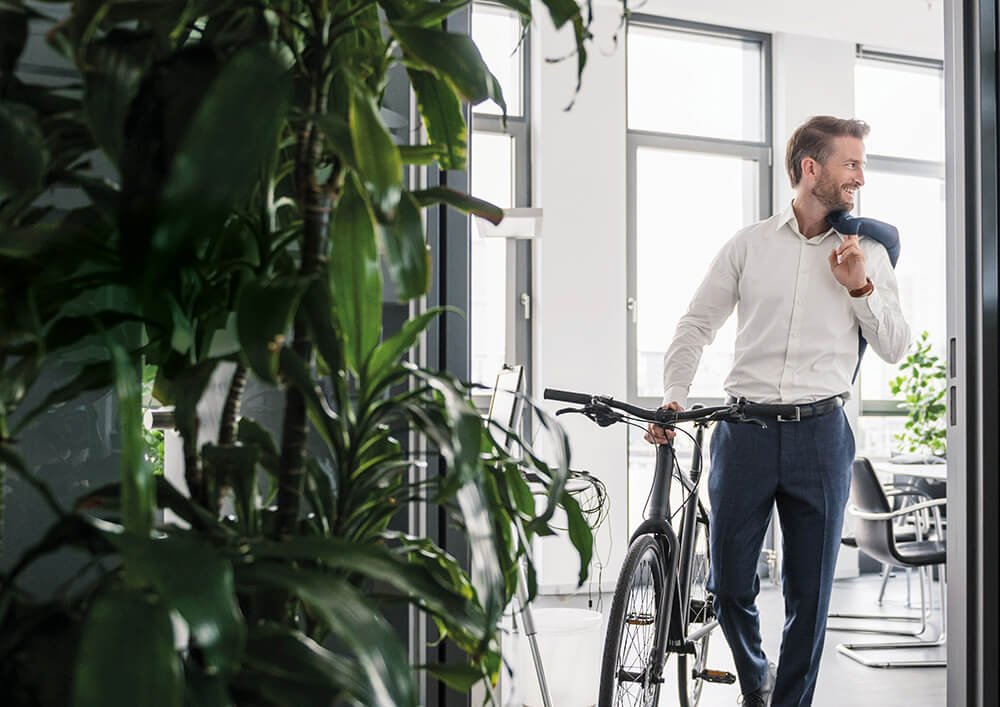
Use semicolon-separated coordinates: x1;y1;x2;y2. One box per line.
619;412;709;523
668;424;707;523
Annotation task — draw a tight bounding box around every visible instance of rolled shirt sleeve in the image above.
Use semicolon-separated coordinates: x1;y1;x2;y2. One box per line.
661;235;742;408
850;241;911;364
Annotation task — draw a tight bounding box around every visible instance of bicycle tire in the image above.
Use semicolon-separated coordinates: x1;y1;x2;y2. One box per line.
677;507;713;707
598;534;666;707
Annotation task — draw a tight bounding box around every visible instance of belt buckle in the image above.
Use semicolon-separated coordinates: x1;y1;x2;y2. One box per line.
777;407;801;423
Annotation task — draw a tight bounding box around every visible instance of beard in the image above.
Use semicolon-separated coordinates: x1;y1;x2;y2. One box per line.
811;171;854;211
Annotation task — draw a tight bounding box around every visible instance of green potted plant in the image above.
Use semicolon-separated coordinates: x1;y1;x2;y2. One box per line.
888;330;947;458
0;1;599;705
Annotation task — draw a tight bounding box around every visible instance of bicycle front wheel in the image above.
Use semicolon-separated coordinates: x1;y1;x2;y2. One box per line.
677;507;713;707
598;534;666;707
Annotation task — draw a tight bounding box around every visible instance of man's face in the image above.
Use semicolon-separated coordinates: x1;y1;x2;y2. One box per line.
809;136;866;211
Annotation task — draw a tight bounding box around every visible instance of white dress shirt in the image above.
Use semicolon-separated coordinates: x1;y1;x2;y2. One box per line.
662;202;911;408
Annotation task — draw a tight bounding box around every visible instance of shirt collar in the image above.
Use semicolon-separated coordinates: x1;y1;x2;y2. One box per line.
777;200;840;243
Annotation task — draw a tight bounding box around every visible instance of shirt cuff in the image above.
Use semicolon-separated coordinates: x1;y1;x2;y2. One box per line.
849;283;885;326
662;386;689;410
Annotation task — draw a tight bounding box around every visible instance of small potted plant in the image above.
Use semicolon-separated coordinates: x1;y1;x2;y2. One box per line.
888;331;947;459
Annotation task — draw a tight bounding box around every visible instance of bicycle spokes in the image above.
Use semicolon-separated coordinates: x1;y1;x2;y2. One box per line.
614;552;660;706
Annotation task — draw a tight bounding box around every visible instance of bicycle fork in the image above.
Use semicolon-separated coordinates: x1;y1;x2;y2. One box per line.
625;443;682;688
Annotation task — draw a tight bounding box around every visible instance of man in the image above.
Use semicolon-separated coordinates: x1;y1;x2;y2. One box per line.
645;116;910;706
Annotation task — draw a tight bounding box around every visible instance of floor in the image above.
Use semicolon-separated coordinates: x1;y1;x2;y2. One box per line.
514;572;946;706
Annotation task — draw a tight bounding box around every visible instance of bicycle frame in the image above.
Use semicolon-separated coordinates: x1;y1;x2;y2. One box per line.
626;422;712;684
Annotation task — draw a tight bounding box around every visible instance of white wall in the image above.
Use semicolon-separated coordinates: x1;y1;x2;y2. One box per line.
533;1;630;591
530;0;943;591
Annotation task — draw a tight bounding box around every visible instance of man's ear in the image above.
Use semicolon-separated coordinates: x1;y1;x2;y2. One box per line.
801;156;819;180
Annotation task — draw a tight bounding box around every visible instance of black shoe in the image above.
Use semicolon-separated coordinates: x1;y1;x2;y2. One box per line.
738;662;776;707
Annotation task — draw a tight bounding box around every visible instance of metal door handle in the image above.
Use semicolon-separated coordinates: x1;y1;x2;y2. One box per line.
626;297;637;324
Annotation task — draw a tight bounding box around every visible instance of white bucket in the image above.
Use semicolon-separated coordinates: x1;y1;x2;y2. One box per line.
519;608;603;707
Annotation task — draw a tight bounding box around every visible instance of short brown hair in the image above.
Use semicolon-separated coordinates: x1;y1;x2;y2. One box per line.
785;116;870;187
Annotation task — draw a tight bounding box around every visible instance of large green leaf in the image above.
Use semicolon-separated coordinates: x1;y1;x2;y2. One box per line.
299;276;345;378
365;307;448;393
242;624;372;705
538;0;583;28
236;278;308;382
82;29;153;164
113;532;246;676
350;85;402;217
44;311;144;352
237;418;279;472
560;489;593;586
250;536;484;642
407;68;466;170
237;564;417;707
0;102;48;199
202;443;261;533
109;340;152;537
303;458;337;533
154;45;290;262
411;186;502;224
277;347;344;456
328;174;382;372
13;361;113;435
392;25;505;111
378;0;471;26
379;191;429;301
72;587;183;707
398;144;445;165
454;482;505;633
314;113;356;168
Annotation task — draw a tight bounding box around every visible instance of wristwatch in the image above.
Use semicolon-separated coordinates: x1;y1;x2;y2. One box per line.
849;278;874;298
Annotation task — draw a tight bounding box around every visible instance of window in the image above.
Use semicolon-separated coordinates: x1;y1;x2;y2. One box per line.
469;2;531;391
627;17;771;405
626;17;770;529
854;49;946;457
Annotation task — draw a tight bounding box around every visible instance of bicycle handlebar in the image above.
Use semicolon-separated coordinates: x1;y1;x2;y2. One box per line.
544;387;729;423
543;387;798;426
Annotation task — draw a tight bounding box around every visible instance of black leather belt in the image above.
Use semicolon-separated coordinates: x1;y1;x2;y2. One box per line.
727;395;845;422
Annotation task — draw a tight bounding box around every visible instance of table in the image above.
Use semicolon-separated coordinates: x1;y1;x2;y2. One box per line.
871;460;948;481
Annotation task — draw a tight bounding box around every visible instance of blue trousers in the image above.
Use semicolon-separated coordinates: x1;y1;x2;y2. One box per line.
707;409;854;707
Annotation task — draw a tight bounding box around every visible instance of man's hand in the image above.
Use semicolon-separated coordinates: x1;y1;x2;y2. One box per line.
644;401;683;445
828;234;867;291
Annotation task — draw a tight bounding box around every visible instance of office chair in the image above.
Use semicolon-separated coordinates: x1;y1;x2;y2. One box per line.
835;458;947;668
829;474;937;635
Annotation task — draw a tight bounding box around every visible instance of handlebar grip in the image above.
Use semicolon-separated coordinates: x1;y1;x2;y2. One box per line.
543;388;593;405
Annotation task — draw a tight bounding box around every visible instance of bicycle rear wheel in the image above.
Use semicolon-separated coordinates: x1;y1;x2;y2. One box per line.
598;534;666;707
677;507;714;707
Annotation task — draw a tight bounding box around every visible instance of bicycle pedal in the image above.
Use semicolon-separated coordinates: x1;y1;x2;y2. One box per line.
694;668;737;684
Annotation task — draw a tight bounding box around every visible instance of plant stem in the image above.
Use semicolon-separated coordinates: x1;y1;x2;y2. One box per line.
181;417;207;508
219;363;248;446
274;67;333;538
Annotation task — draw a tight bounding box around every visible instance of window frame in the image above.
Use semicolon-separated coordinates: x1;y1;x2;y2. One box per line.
470;1;533;401
854;46;946;418
625;15;773;408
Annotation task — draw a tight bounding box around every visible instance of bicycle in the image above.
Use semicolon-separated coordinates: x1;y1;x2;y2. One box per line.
542;389;786;707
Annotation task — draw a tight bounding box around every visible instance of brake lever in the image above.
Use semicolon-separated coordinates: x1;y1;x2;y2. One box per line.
736;415;769;430
554;405;623;427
